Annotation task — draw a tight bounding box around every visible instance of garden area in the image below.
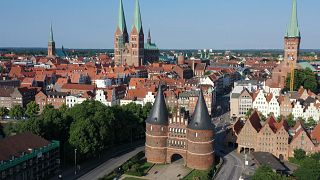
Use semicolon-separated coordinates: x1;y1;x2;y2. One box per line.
100;151;153;180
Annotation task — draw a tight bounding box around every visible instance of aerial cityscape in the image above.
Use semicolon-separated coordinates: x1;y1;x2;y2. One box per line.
0;0;320;180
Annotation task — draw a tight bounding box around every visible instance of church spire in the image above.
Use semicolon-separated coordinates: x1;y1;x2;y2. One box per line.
188;90;214;130
117;0;127;33
146;85;168;125
49;23;54;43
286;0;300;38
133;0;143;33
147;29;152;44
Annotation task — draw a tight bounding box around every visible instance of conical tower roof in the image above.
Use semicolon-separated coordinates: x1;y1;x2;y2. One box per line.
117;0;127;33
188;90;214;130
286;0;300;38
49;23;54;43
146;86;168;125
133;0;143;33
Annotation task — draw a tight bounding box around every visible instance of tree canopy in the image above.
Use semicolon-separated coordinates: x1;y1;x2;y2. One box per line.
3;100;152;162
285;68;319;93
252;165;288;180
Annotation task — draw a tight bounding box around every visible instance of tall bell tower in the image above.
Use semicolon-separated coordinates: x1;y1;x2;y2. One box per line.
284;0;301;67
114;0;129;66
129;0;144;67
47;24;56;58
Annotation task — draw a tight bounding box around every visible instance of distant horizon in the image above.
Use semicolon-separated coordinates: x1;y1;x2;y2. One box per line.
0;0;319;49
1;47;320;52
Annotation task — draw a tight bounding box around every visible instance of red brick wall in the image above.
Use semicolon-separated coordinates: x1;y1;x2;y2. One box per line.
145;123;168;164
187;129;215;170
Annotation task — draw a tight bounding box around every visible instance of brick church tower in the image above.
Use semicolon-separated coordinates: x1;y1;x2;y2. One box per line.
129;0;144;67
114;0;144;67
266;0;301;88
47;24;56;58
284;0;300;67
145;87;215;170
114;0;129;66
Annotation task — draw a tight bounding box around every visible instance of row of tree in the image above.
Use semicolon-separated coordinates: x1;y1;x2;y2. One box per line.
2;100;152;162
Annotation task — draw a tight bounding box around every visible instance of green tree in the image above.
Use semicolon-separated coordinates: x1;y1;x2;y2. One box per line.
0;107;9;119
245;108;254;118
259;112;267;122
286;114;295;127
9;105;24;120
304;118;317;129
25;101;40;118
293;157;320;180
293;149;306;161
142;102;153;119
285;68;319;93
252;165;288;180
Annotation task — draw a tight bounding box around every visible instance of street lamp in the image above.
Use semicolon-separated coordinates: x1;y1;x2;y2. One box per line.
74;149;77;175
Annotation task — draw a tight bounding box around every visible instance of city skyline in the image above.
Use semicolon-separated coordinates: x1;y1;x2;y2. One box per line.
0;0;319;49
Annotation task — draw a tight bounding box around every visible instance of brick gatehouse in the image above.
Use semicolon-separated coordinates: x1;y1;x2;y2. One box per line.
145;86;215;170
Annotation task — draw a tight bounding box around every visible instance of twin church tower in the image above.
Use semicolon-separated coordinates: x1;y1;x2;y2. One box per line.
114;0;158;67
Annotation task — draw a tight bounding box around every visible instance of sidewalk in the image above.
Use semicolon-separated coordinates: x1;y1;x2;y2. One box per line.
50;141;144;180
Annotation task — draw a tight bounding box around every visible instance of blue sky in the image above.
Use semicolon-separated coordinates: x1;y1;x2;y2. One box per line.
0;0;319;49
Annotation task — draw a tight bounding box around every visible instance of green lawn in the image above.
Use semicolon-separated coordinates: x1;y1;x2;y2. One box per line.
125;161;153;176
183;169;210;180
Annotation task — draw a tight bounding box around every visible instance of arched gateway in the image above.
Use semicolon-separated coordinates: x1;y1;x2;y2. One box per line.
145;86;215;170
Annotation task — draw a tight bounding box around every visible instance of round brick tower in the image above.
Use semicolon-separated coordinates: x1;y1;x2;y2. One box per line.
187;90;215;170
145;86;168;164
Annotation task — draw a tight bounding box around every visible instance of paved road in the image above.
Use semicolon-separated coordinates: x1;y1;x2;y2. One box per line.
215;151;244;180
213;109;244;180
78;146;144;180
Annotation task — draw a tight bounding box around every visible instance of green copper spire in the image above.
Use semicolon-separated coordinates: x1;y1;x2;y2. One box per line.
133;0;143;33
117;0;127;33
286;0;300;38
49;23;54;42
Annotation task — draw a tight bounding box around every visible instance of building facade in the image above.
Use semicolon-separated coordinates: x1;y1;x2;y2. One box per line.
145;87;215;170
114;0;158;66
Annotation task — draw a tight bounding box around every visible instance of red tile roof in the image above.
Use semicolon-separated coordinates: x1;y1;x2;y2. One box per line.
61;84;95;91
311;123;320;142
249;111;262;132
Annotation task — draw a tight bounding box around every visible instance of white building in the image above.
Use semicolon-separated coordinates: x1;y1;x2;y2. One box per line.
95;89;118;106
304;103;320;122
292;101;304;120
252;90;269;117
66;95;87;108
95;79;112;88
268;94;280;118
143;92;156;105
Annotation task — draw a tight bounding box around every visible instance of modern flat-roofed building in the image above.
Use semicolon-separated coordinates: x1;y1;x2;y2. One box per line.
0;132;60;180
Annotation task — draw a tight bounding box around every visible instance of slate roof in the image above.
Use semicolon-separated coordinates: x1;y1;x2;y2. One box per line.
253;152;287;172
146;86;168;126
